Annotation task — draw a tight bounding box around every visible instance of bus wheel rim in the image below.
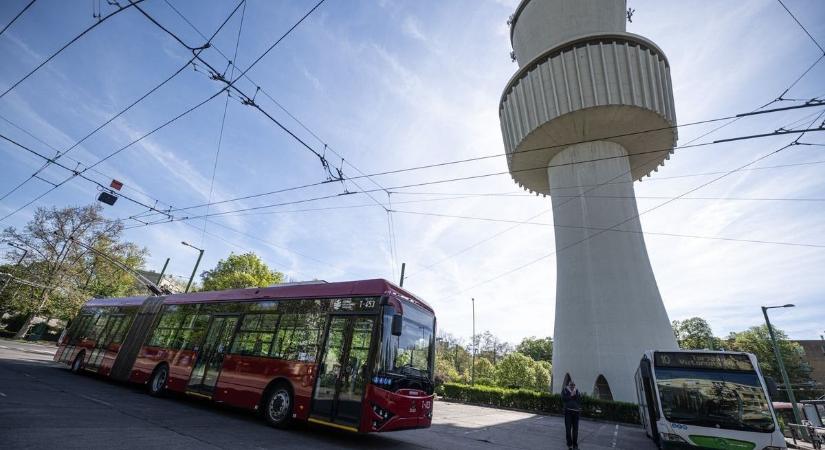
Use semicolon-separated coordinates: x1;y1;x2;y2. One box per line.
269;390;289;421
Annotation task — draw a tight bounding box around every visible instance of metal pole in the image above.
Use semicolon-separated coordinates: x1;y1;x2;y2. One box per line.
185;249;203;293
399;262;406;287
156;257;170;285
762;306;802;424
471;297;475;386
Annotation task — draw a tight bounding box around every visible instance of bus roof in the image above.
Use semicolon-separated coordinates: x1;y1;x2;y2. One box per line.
83;278;433;313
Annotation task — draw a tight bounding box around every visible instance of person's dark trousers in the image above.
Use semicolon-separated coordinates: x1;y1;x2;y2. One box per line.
564;409;580;448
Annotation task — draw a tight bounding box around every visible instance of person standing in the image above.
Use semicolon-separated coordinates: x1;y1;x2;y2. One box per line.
562;380;582;450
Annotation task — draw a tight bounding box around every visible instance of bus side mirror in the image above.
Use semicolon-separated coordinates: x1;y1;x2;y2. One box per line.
391;314;403;336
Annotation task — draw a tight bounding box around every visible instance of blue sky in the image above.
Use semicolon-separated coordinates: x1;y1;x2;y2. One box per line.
1;0;824;345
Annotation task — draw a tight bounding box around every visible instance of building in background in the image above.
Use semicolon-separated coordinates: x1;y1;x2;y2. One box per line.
498;0;679;402
795;339;825;392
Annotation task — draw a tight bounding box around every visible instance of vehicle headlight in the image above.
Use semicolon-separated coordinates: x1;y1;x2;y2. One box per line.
659;433;687;443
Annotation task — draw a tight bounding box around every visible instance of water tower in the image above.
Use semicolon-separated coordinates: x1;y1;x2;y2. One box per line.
499;0;678;402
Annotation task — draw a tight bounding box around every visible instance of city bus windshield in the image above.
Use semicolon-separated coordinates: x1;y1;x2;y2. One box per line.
379;303;434;380
655;367;775;433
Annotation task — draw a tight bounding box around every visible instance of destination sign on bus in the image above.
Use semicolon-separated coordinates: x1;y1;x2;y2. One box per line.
654;352;754;372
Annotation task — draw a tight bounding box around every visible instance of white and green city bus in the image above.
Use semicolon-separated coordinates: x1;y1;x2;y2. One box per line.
635;350;786;450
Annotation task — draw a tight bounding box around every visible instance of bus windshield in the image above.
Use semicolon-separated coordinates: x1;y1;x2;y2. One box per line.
655;367;775;433
379;303;434;380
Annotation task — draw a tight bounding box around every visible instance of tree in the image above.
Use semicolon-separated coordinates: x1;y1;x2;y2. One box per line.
1;205;147;337
531;360;552;392
473;357;496;385
436;331;472;384
472;330;512;365
495;352;536;389
516;336;553;363
200;252;284;291
726;325;811;384
672;317;720;350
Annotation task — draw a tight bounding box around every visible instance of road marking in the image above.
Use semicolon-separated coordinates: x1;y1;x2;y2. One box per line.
0;392;7;397
78;393;113;408
612;424;619;448
0;345;8;349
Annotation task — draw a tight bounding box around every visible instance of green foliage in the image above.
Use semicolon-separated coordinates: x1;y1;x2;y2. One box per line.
435;332;472;385
516;336;553;363
1;205;147;325
532;360;551;391
495;352;536;389
200;252;284;291
441;383;639;424
473;357;496;385
726;325;811;384
672;317;720;350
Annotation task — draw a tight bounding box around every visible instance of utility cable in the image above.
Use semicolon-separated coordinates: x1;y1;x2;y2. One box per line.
444;111;825;298
0;112;173;209
389;210;825;250
127;102;825;220
119;124;825;228
201;0;247;245
0;0;37;37
0;55;197;202
0;133;179;220
0;0;145;99
0;2;246;223
777;0;825;54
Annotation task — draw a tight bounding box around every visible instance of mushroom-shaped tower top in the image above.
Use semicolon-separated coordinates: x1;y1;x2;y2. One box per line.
500;0;677;195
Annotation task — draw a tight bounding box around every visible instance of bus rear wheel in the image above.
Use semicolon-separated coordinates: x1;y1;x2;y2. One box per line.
148;365;169;397
263;385;293;428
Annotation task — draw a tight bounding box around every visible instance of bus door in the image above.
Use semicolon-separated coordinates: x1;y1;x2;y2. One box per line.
310;315;375;430
186;314;239;396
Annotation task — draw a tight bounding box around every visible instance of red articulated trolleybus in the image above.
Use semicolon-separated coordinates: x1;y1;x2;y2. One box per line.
54;279;436;433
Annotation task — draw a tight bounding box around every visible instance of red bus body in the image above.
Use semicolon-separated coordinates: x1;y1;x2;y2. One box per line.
54;279;436;433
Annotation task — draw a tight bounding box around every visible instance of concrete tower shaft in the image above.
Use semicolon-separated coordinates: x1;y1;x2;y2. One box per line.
498;0;679;402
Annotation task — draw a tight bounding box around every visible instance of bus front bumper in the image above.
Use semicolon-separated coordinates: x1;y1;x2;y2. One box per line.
364;384;434;432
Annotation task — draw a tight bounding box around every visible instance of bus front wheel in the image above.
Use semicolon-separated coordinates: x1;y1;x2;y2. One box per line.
148;365;169;397
70;353;84;373
264;384;293;428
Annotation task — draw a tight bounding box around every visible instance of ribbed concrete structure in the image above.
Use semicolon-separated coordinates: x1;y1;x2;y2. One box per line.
499;0;679;402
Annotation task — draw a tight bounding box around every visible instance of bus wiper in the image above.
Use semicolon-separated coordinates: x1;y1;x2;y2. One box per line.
397;364;428;378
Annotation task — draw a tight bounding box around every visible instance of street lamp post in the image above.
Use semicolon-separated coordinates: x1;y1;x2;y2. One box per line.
471;297;476;386
181;241;204;293
761;304;802;425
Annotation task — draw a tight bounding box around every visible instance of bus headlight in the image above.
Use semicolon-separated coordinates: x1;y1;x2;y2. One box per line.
659;433;687;443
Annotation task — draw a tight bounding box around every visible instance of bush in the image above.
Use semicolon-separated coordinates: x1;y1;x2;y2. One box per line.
441;383;640;425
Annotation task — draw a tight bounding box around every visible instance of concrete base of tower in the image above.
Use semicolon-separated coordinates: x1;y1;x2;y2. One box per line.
548;140;678;403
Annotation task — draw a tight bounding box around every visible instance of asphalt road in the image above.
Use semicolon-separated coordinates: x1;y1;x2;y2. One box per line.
0;339;655;449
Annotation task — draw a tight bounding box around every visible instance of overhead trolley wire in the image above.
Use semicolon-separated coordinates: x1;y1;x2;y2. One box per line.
443;110;825;298
0;1;247;223
119;124;825;230
201;0;247;245
777;0;825;54
125;101;825;222
0;0;145;100
0;0;37;37
0;133;180;218
0;55;198;203
134;0;404;272
389;210;825;250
